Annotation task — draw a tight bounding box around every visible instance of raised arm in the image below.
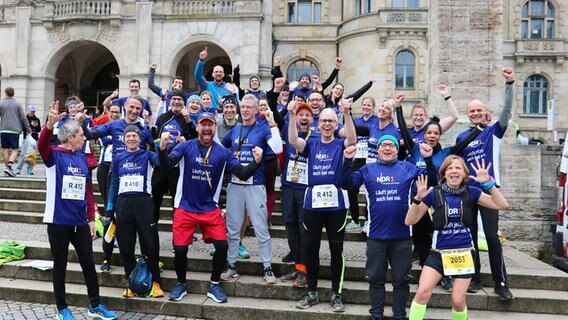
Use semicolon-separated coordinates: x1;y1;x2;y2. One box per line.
405;174;432;225
287;101;306;153
345;77;374;103
341;146;364;190
437;85;459;133
320;57;342;92
148;63;163;97
340;98;357;147
396;102;416;152
450;125;483;155
498;67;515;130
470;159;509;210
195;47;208;90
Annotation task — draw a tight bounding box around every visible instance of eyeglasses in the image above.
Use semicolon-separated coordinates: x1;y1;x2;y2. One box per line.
309;98;323;102
379;142;397;149
110;111;121;114
320;119;336;124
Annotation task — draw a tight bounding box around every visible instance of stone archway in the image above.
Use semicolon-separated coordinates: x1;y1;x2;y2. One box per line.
49;41;119;114
174;42;231;93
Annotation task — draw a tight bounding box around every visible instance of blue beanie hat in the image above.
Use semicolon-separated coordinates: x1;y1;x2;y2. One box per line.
377;134;399;151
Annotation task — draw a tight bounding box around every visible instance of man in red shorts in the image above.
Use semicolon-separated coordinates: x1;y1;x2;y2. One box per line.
158;112;263;303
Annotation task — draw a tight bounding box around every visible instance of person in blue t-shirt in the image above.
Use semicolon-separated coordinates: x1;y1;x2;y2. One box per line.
289;99;356;312
38;102;117;320
397;101;483;268
455;67;515;299
102;79;153;124
220;94;283;284
106;125;164;299
342;135;436;320
405;155;509;320
158;112;263;303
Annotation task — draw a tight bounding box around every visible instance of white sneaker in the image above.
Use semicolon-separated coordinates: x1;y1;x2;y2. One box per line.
361;221;369;234
345;220;361;233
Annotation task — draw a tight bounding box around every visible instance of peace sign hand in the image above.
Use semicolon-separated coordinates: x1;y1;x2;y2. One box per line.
47;101;66;130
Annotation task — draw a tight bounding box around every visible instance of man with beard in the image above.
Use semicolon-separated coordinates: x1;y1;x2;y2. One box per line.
152;90;197;224
158;112;263;303
103;79;153;123
220;94;283;284
195;47;231;110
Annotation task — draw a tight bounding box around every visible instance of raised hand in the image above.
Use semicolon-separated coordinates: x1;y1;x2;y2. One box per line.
343;145;357;159
418;143;433;158
150;63;158;70
502;67;515;82
159;132;171;151
199;47;208;60
274;56;281;67
47;101;66;129
394;92;404;107
469;158;492;183
252;146;264;163
438;84;449;97
339;97;353;114
264;109;276;127
274;77;286;90
415;174;433;201
335;57;342;69
287;100;297;116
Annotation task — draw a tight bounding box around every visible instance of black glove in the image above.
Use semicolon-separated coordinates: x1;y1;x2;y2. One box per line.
233;64;240;74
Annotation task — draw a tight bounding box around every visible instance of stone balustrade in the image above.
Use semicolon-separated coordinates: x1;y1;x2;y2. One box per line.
378;8;428;25
172;0;235;15
53;1;113;17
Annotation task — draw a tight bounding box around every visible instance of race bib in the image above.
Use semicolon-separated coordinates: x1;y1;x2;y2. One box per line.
231;164;253;185
366;157;377;164
311;184;339;208
61;175;86;200
103;145;113;162
119;175;144;193
441;248;475;276
355;142;368;159
286;161;308;185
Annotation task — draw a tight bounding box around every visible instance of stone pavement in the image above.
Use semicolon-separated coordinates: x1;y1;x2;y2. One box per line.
0;300;204;320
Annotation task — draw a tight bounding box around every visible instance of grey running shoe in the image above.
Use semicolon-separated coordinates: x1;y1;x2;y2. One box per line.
296;291;319;309
263;266;277;284
280;269;299;282
293;272;307;288
331;291;345;313
220;265;238;281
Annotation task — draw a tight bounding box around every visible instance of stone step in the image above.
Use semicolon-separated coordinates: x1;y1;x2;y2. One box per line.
0;210;368;242
3;259;568;315
4;277;565;320
12;239;568;292
0;188;369;223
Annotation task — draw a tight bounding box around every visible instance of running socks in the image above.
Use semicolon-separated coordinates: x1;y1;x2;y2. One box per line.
451;306;468;320
409;300;426;320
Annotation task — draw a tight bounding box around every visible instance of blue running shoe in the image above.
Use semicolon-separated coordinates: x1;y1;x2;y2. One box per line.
169;283;188;301
57;308;75;320
87;304;116;320
441;276;453;291
207;282;228;303
238;243;250;259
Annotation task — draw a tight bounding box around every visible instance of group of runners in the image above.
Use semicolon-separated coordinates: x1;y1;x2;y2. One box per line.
32;48;517;320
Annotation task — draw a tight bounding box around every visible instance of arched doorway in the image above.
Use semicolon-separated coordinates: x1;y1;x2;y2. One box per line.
174;42;231;93
52;41;119;115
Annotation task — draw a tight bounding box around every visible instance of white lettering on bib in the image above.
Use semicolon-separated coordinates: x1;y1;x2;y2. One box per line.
119;175;144;193
311;184;339;208
61;175;86;200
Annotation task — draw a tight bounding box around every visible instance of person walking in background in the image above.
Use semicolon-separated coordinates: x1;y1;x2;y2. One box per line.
16;104;41;175
0;87;31;177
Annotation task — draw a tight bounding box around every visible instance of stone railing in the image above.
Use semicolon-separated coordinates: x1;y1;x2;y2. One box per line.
378;8;428;25
52;1;112;17
516;39;565;53
172;0;235;15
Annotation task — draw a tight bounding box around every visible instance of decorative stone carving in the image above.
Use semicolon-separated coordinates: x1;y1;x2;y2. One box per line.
524;41;539;50
47;23;70;44
387;13;405;23
97;23;119;42
542;41;556;51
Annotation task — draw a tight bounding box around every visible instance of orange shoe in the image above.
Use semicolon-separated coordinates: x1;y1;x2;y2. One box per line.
149;281;164;298
122;288;135;298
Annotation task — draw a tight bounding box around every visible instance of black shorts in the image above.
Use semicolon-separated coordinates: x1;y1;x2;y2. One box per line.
424;249;475;279
0;133;19;149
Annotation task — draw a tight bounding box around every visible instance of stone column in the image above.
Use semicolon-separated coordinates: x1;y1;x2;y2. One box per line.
429;0;504;142
259;0;274;84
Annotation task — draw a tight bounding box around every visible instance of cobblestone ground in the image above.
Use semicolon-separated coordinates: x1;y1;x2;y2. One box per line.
0;300;206;320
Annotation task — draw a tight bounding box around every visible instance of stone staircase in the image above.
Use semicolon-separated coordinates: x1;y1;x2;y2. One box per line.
0;177;566;319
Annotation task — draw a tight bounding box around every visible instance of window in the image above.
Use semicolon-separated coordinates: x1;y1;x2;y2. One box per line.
392;0;419;8
395;50;415;89
288;1;321;23
355;0;373;14
286;60;319;82
523;75;548;114
521;0;555;39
